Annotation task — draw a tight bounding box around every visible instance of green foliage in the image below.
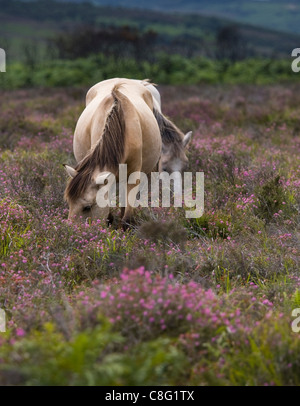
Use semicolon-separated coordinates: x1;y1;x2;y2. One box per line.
291;289;300;309
0;199;31;258
1;55;299;90
0;224;29;258
254;175;286;223
184;212;231;240
215;321;300;386
0;321;187;385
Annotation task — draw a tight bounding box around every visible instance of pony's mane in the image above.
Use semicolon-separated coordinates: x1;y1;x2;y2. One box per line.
141;78;157;87
65;85;125;202
153;108;184;153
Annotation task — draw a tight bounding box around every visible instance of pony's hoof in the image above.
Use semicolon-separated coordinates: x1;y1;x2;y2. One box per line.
107;213;114;226
121;221;130;231
121;219;134;231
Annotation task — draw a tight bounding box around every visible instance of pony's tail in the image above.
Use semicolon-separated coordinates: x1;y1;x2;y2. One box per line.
100;84;126;171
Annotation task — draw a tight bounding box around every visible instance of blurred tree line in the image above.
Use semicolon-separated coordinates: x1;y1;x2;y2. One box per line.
49;26;158;62
46;23;250;63
1;0;297;88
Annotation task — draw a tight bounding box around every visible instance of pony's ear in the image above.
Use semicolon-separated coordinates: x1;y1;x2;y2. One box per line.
63;164;78;178
183;131;192;148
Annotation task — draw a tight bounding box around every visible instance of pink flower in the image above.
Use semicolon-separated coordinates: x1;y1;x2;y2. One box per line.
16;328;25;337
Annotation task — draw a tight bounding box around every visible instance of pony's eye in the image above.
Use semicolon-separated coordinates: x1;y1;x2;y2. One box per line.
83;206;92;212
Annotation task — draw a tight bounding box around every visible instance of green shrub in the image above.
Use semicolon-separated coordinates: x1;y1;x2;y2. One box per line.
1;56;299;90
254;175;286;223
0;321;187;386
184;212;231;239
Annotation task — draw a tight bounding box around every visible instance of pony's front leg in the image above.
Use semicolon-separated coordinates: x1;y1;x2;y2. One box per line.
121;182;139;230
107;210;114;226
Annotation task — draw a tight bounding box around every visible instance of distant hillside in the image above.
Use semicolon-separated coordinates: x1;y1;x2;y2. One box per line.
1;0;300;62
58;0;300;35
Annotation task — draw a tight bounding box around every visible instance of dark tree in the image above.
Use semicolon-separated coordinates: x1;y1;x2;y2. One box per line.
216;25;247;62
49;25;158;63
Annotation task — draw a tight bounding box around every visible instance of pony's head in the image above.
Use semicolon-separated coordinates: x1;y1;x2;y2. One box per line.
153;108;192;174
159;131;192;173
64;165;112;222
